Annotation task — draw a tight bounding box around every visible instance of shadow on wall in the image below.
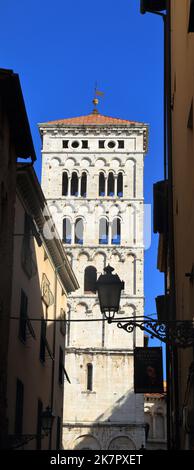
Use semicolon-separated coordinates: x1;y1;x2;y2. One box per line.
7;229;64;451
62;388;145;450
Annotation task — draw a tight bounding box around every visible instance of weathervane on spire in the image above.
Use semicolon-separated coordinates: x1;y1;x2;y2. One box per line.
92;83;104;114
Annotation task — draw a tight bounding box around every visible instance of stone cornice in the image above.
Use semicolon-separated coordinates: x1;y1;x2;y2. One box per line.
39;124;148;152
65;347;134;355
62;422;145;428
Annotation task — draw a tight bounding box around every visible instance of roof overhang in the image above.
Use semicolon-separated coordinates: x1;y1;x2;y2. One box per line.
0;68;36;162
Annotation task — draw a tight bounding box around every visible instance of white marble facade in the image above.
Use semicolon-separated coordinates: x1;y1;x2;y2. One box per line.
39;113;148;450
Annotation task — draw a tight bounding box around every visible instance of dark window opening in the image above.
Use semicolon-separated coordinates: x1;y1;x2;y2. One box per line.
75;218;83;244
117;172;123;197
112;218;121;245
40;318;46;363
107;140;116;149
62;172;68;196
118;140;124;149
71;172;78;196
62;140;69;148
59;347;64;385
82;140;88;149
188;100;193;130
14;379;24;435
99;172;105;196
21;213;37;279
63;218;72;244
84;266;97;293
189;0;194;32
87;363;93;391
99;218;108;244
99;140;105;149
81;172;87;197
36;399;43;450
19;289;28;343
108;172;115;196
56;417;61;450
71;140;79;148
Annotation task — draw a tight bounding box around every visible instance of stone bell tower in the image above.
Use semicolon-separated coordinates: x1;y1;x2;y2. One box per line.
39;105;148;450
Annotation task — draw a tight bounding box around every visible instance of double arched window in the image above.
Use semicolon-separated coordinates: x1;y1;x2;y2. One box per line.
63;217;84;245
75;218;84;245
63;218;72;244
108;172;114;196
99;217;121;245
62;171;87;197
98;172;123;197
112;218;121;245
71;172;78;196
99;172;105;196
99;218;109;244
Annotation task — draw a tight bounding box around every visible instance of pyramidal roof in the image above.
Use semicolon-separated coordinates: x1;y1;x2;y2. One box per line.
39;112;146;127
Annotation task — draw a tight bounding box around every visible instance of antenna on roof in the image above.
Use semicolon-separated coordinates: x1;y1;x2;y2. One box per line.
92;82;104;114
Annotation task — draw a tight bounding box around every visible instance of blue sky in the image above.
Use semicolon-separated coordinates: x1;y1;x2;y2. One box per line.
1;0;165;355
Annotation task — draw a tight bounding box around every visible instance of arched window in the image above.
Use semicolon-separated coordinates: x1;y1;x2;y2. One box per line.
87;363;93;391
81;172;87;197
99;218;108;244
75;218;84;244
63;218;71;244
117;172;123;197
112;218;121;245
99;172;105;196
71;172;78;196
62;172;68;196
108;172;115;196
84;266;97;293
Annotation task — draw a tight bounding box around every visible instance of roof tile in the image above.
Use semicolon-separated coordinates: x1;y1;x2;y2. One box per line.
41;113;145;126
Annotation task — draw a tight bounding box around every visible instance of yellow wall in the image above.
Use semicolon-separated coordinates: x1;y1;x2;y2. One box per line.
7;194;68;449
171;0;194;449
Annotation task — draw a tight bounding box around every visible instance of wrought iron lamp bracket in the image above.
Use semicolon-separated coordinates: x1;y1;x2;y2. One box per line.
110;318;194;349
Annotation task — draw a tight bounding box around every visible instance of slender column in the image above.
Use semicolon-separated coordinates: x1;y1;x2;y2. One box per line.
108;221;111;245
115;176;118;196
68;176;71;196
72;222;75;244
105;177;108;196
78;176;81;197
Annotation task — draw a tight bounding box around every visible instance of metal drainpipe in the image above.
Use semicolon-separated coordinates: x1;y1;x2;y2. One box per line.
166;0;180;450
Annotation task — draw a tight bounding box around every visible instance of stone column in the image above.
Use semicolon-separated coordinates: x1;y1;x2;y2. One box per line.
105;177;108;196
115;176;118;197
78;176;81;197
68;176;71;196
72;222;75;244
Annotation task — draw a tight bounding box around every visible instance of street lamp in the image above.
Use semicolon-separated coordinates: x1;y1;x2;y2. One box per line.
41;406;55;434
96;265;125;322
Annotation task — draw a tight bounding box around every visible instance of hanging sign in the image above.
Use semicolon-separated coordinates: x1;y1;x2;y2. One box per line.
134;347;164;393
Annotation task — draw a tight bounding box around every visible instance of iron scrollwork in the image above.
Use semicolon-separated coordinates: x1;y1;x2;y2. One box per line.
115;318;194;348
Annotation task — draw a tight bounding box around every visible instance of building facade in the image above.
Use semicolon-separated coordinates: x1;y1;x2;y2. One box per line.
142;0;194;450
0;69;36;448
169;0;194;450
40;110;148;450
7;164;78;449
144;386;167;450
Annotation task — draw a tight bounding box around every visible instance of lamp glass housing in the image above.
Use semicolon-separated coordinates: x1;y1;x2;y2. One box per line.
96;265;124;320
